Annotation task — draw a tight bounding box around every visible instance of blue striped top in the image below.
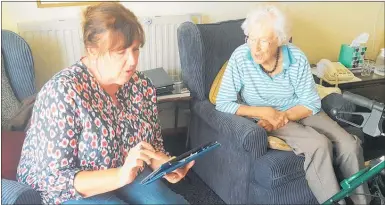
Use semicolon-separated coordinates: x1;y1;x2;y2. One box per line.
215;43;321;116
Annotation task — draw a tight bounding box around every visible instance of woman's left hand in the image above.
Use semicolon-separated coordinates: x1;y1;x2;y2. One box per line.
164;160;195;184
150;152;195;184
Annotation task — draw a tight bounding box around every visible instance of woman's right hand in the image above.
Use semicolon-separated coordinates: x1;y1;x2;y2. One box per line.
117;141;161;186
262;107;289;130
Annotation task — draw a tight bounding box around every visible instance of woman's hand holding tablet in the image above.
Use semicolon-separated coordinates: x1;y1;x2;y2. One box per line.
141;141;221;185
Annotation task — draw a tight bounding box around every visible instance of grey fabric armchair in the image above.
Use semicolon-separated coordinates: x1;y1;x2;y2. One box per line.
177;19;318;204
1;30;36;101
1;29;41;204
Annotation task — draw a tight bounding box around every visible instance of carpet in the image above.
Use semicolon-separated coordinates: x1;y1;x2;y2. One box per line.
162;131;225;205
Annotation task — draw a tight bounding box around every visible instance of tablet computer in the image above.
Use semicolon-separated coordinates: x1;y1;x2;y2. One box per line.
140;141;221;185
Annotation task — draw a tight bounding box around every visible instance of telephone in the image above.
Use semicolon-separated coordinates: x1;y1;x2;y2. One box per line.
317;59;355;83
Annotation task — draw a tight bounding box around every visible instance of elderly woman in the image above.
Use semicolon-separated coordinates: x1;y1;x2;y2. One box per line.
216;5;370;205
16;2;193;205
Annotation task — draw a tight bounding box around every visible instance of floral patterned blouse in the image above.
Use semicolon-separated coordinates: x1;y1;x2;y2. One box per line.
16;61;166;204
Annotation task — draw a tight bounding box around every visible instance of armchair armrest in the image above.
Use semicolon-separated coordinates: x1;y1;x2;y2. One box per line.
1;179;41;204
193;100;268;159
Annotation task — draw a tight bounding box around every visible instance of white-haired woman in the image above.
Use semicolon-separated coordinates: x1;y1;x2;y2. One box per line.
215;5;370;205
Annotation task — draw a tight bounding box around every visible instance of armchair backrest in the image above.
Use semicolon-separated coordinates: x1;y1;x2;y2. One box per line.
1;30;36;101
177;19;245;101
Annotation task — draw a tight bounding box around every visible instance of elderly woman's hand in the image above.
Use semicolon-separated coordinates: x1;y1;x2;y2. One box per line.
257;119;274;132
262;107;289;130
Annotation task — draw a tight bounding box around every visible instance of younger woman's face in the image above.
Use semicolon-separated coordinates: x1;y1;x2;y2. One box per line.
91;40;140;86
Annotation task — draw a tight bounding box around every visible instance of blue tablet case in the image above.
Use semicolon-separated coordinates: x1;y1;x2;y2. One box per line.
140;141;221;185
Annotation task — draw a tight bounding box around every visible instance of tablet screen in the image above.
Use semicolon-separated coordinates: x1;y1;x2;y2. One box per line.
168;141;218;164
140;141;220;185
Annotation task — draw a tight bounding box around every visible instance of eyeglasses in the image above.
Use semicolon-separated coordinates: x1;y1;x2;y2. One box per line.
245;36;271;48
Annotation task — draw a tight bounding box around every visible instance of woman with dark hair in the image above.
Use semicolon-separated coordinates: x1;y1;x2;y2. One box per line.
17;2;193;204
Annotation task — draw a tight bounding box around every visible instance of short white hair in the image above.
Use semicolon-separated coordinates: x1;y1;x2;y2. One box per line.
241;5;290;46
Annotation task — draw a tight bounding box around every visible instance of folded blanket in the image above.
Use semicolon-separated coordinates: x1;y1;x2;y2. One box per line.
8;94;36;132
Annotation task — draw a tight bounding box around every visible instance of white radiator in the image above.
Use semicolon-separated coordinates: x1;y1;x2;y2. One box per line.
17;14;200;89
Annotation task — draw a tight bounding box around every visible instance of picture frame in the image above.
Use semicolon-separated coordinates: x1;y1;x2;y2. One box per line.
36;1;102;8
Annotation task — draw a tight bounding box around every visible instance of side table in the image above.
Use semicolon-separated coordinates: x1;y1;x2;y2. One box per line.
157;91;192;148
312;71;385;103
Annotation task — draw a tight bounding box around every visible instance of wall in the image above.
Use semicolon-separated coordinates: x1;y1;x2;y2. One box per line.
286;2;384;64
2;1;384;63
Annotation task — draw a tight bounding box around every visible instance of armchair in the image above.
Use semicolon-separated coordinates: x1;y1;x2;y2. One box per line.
177;20;318;204
1;29;41;204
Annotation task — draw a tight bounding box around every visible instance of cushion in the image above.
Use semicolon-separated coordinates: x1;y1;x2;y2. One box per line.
268;136;292;151
1;56;21;130
209;61;228;105
1;131;26;180
8;94;36;132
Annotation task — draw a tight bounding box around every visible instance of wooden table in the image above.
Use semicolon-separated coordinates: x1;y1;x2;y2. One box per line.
157;91;192;129
157;91;192;149
313;72;385;103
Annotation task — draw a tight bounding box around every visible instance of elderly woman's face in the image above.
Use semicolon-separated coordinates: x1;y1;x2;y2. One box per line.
247;22;279;65
93;40;140;85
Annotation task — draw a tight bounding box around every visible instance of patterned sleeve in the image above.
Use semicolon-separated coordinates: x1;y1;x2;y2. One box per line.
37;79;83;203
142;77;168;155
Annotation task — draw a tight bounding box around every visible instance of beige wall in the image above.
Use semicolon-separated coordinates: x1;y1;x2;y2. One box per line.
2;1;384;64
